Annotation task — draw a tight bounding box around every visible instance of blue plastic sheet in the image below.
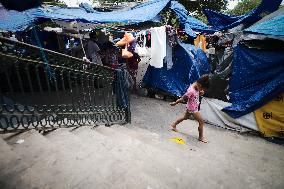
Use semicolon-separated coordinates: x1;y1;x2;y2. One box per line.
244;8;284;37
223;44;284;118
0;6;37;31
203;0;282;31
170;1;216;37
0;0;170;31
143;40;211;97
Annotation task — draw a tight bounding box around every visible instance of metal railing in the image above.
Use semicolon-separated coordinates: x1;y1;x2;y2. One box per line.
0;37;130;132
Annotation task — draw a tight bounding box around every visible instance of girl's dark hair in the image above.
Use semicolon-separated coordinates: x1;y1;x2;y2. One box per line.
197;74;210;89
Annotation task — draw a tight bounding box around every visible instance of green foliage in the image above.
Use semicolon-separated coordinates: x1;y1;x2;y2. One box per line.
178;0;228;24
160;10;180;27
226;0;261;15
43;0;67;7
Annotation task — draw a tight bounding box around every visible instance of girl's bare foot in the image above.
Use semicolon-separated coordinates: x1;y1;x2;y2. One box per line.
198;137;208;143
171;124;178;132
169;102;176;106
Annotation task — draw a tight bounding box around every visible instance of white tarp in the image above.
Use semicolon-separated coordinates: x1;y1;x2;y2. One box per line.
200;98;259;132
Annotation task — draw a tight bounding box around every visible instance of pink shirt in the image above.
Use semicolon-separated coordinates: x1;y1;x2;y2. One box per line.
183;85;200;111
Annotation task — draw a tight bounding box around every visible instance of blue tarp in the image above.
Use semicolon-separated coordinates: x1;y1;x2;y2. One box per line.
34;0;170;23
0;0;170;31
223;44;284;118
203;0;282;31
0;6;37;31
170;1;216;37
244;7;284;37
143;40;211;97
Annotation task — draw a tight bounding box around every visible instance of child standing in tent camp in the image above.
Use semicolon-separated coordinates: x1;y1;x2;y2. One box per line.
170;74;210;143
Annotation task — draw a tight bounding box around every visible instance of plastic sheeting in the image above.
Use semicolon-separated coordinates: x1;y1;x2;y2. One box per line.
223;44;284;118
143;39;211;97
244;7;284;37
0;6;37;31
33;0;170;23
203;0;282;31
200;98;257;132
170;1;215;37
0;0;170;31
254;93;284;137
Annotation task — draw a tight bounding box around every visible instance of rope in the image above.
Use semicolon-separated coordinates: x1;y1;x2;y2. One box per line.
22;9;55;80
32;27;55;80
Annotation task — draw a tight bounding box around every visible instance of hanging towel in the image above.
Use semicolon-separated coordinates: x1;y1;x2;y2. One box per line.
150;26;166;68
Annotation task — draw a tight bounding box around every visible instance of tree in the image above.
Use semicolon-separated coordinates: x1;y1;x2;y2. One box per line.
178;0;228;23
226;0;261;15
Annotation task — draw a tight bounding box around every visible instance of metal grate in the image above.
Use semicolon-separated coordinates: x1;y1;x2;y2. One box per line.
0;37;130;132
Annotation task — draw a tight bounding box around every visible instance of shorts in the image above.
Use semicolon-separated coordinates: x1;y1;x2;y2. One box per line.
186;109;199;114
184;109;198;119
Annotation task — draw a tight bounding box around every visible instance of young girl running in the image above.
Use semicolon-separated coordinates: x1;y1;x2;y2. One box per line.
170;74;210;143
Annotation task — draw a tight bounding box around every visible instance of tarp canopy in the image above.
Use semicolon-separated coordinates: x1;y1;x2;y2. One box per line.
203;0;282;31
223;44;284;118
143;39;211;97
244;7;284;37
0;0;170;31
0;5;37;31
170;1;216;37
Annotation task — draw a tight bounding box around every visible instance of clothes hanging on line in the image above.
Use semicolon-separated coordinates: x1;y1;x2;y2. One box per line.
149;26;167;68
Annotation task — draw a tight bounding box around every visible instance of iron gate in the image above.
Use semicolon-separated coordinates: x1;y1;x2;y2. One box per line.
0;37;130;132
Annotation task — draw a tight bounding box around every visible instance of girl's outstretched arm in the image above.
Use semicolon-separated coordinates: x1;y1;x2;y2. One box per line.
170;97;185;106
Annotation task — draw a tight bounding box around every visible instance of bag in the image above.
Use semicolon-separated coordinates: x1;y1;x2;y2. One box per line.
124;33;135;44
122;44;133;59
116;32;135;47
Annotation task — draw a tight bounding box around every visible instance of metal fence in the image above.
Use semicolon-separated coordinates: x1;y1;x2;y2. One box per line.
0;37;130;132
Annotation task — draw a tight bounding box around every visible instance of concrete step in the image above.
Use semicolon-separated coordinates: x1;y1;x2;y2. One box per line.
0;137;32;189
0;137;19;170
111;124;199;155
2;130;59;188
94;125;203;189
68;126;171;189
123;123;284;189
44;128;123;189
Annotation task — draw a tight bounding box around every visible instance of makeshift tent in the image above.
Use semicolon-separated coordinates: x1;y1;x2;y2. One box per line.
0;0;170;31
143;39;211;97
221;6;284;119
222;43;284;118
203;0;282;31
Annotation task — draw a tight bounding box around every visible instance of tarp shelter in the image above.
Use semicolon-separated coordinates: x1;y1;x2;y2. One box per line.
222;44;284;118
143;39;211;97
203;0;282;31
0;0;170;31
222;6;284;119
